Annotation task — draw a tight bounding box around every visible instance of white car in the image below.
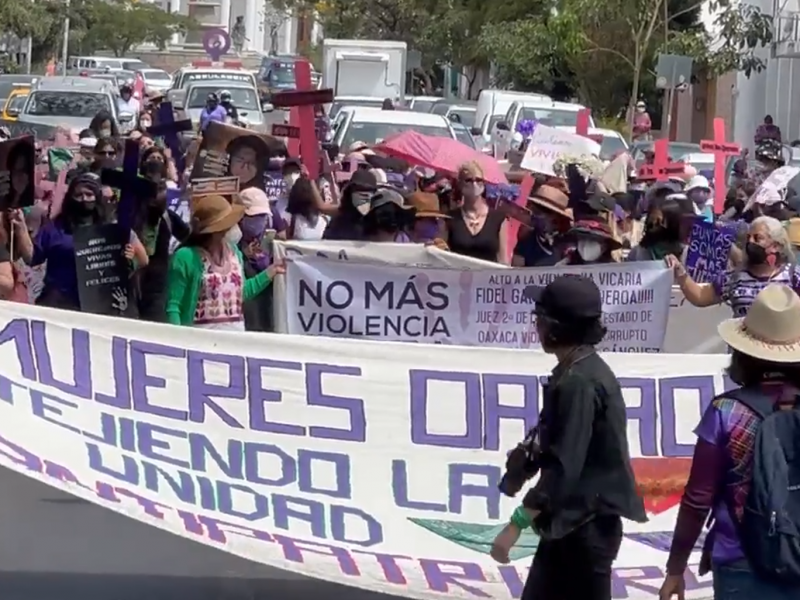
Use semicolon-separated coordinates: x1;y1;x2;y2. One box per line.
333;107;456;150
167;61;258;107
138;68;172;94
553;126;629;161
329;96;388;118
493;100;594;158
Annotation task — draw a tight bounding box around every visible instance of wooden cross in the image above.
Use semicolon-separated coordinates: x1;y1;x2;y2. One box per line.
503;172;537;263
575;108;603;144
38;168;70;219
147;101;193;173
637;139;685;182
700;117;741;214
270;59;334;181
101;139;157;237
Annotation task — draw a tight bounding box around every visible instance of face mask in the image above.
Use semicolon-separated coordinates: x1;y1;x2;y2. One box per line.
351;191;372;215
99;128;112;138
76;201;96;215
745;241;770;265
577;239;604;262
140;119;152;129
284;173;300;188
224;224;243;245
689;189;709;205
461;182;484;199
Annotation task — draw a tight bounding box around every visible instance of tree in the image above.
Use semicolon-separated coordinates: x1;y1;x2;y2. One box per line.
81;0;198;57
261;4;288;55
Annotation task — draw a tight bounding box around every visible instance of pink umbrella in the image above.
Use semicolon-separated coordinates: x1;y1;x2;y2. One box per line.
374;130;508;184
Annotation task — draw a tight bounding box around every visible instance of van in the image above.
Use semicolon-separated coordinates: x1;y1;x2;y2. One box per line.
474;89;551;153
68;56;126;75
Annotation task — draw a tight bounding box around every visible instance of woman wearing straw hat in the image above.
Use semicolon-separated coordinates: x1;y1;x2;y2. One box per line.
165;195;284;329
660;284;800;600
558;218;622;265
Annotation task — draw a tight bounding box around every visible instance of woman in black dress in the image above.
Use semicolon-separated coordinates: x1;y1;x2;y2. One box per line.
446;161;509;264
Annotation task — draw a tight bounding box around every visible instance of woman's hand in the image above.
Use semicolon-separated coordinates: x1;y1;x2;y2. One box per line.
300;164;310;179
490;523;521;564
266;261;286;279
8;209;25;231
123;244;135;260
658;574;685;600
665;254;686;278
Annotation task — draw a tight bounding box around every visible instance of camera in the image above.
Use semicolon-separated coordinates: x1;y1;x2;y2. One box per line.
498;426;542;497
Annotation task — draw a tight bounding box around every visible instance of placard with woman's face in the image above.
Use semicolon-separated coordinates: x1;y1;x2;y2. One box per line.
0;135;35;211
190;122;287;191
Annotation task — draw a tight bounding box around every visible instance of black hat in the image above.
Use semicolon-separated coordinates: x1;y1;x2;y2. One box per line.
524;275;602;321
347;169;378;190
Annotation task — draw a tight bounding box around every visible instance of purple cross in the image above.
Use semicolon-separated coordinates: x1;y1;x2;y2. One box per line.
147;102;193;173
101;139;156;237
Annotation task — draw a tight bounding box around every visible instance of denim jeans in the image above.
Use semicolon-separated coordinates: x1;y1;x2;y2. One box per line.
713;562;800;600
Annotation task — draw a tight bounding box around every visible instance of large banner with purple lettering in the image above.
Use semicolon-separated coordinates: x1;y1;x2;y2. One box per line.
0;303;721;599
286;258;673;352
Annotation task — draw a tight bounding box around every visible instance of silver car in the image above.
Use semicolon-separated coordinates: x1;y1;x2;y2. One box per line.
181;82;266;132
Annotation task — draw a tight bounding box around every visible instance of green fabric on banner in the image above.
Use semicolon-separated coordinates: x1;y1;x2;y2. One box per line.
48;147;74;180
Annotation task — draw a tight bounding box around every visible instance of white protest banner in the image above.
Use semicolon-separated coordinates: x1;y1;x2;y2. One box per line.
0;303;723;598
519;124;601;176
272;241;500;333
750;165;800;207
286;259;673;352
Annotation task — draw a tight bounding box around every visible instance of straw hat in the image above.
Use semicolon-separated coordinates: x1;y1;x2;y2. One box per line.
408;191;450;218
718;284;800;362
529;185;572;219
563;218;623;250
786;218;800;247
191;195;244;234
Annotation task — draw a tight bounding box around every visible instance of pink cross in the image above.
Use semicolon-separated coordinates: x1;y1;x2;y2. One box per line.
637;139;685;182
700;117;740;213
575;109;603;143
37;167;70;219
270;60;333;181
505;173;536;263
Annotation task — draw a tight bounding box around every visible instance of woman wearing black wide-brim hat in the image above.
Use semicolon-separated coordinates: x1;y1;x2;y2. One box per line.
558;217;623;265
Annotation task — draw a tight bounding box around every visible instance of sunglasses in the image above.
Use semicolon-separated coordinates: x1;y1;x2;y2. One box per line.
462;177;484;184
97;150;116;157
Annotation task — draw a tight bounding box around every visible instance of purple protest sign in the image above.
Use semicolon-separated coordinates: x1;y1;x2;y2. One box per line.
202;27;231;61
685;217;736;286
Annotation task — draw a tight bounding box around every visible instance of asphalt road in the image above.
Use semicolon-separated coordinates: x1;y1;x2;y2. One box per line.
0;467;408;600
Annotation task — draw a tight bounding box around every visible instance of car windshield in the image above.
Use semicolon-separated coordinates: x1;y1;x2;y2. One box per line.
187;87;259;110
521;107;583;128
98;60;123;69
143;70;171;82
7;94;27;112
483;114;503;134
448;107;476;127
185;72;253;86
25;91;112;117
269;64;295;85
330;99;385;118
633;142;701;161
453;125;477;149
599;135;628;161
410;99;437;112
342;121;452;147
431;103;452;115
123;61;148;70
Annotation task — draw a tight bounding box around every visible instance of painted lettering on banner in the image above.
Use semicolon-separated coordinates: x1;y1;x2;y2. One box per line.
685;218;736;286
0;304;725;599
286;258;672;352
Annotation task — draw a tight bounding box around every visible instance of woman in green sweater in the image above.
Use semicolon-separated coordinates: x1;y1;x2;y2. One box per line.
166;194;284;329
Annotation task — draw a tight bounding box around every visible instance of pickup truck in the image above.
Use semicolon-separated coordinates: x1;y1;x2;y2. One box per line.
179;81;268;133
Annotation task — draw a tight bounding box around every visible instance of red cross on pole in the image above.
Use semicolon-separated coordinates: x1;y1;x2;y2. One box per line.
504;172;537;263
270;60;333;182
700;117;740;214
637;138;685;182
575;108;603;144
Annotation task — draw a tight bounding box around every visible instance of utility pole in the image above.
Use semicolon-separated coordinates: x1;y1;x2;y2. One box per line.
61;0;71;75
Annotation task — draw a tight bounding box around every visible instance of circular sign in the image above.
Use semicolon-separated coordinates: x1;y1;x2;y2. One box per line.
202;28;231;61
655;76;667;90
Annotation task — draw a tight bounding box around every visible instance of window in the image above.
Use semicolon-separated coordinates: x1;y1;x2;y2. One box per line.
431;103;451;116
341;121;452;147
25;91;112;118
410;99;437;113
520;107;588;128
329;99;384;118
453;124;477;149
187;86;260;110
6;94;27;113
599;135;628;161
504;104;517;125
268;63;295;86
448;107;476;127
143;70;172;82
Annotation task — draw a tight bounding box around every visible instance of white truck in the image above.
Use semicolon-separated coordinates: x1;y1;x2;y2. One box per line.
322;39;407;103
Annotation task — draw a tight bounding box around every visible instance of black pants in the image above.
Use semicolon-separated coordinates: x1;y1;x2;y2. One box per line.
522;515;622;600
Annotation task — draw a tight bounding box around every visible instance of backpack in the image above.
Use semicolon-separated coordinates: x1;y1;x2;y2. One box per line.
725;387;800;583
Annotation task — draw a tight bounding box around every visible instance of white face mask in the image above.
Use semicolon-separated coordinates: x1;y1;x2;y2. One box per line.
462;182;484;199
577;239;604;262
99;128;112;138
224;224;243;245
636;106;645;113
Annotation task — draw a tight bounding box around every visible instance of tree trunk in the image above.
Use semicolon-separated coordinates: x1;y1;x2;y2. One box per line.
627;61;641;141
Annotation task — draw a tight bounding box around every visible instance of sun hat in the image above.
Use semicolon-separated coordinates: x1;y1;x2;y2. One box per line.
367;188;413;213
349;141;370;153
718;284;800;363
191;194;244;234
335;152;369;183
523;275;603;321
239;187;271;216
686;174;711;192
407;191;450;219
529;185;572;219
786;218;800;247
563;218;622;249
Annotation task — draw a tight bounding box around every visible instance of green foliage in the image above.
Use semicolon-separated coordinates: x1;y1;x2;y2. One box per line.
82;0;198;56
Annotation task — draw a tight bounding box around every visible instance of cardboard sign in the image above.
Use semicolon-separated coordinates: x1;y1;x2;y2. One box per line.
271;124;301;138
73;223;133;317
192;176;240;196
190;121;286;190
0;135;35;211
520;124;600;176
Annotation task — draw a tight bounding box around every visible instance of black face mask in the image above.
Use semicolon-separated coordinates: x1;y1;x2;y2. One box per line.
76;201;96;215
745;242;769;265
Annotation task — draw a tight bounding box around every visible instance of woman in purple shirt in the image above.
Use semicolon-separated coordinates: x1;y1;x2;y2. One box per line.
15;174;148;311
661;284;800;600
